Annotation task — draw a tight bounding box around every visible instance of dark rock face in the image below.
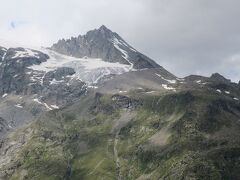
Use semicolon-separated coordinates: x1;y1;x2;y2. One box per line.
0;47;7;62
111;94;142;109
0;47;87;106
210;73;231;83
0;47;88;138
43;67;75;85
91;93;141;115
51;25;160;69
41;78;86;106
0;48;49;94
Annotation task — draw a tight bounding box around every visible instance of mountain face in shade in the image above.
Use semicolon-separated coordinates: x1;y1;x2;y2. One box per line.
51;25;160;69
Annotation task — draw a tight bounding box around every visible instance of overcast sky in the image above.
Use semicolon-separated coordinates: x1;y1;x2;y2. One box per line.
1;0;240;82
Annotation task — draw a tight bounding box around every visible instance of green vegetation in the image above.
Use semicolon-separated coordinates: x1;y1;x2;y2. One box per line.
2;90;240;179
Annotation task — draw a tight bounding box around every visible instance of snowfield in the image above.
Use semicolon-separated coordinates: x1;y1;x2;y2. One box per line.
29;48;132;84
111;36;135;69
12;49;40;59
0;38;133;85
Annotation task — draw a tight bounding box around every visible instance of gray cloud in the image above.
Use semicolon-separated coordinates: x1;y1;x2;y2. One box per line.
0;0;240;81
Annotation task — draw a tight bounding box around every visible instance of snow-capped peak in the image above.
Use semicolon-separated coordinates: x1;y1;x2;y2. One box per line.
51;25;160;70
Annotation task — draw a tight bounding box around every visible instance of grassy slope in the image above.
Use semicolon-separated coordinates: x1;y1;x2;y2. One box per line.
3;89;240;180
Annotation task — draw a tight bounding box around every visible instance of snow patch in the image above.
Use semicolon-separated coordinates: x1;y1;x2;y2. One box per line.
119;90;127;93
195;80;207;85
162;84;176;91
2;93;8;98
12;48;40;59
51;105;59;109
33;98;42;104
1;51;7;62
50;79;65;85
176;78;185;81
8;124;13;129
225;91;230;94
155;73;176;84
14;104;23;108
146;91;156;94
33;98;53;111
216;89;222;93
88;85;98;89
43;103;52;110
111;37;134;70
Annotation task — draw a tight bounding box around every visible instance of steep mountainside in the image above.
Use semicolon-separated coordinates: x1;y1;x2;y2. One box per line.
51;25;160;69
0;26;240;180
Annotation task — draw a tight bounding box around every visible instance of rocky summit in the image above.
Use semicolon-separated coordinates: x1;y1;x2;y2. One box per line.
51;25;160;69
0;26;240;180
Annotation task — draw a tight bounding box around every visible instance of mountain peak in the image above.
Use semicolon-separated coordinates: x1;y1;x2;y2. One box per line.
51;26;160;69
92;25;114;38
98;25;110;31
